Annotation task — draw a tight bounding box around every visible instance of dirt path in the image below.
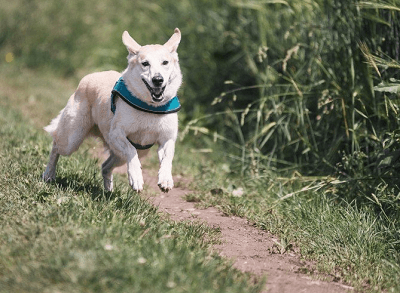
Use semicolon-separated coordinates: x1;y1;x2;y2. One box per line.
103;152;353;293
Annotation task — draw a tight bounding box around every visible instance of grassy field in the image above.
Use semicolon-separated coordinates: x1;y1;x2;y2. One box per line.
0;66;264;293
184;163;400;291
2;0;400;291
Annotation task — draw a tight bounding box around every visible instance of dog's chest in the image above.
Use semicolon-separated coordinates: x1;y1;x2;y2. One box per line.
124;111;178;146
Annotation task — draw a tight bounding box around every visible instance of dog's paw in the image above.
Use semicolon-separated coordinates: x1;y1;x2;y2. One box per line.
158;182;173;193
42;172;55;183
128;172;144;192
127;161;144;192
103;174;114;192
158;175;174;193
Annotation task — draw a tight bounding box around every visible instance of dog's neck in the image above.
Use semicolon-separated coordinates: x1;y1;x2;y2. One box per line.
111;77;181;115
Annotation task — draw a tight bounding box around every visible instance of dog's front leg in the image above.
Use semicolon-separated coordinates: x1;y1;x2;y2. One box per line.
109;128;144;192
157;139;175;192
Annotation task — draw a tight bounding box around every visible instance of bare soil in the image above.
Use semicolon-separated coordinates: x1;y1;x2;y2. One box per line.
100;151;354;293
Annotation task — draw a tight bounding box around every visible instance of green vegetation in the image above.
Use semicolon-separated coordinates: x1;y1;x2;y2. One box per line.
181;0;400;290
1;0;400;291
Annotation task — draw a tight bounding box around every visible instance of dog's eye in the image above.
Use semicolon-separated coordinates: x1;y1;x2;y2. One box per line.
162;60;169;66
141;61;150;67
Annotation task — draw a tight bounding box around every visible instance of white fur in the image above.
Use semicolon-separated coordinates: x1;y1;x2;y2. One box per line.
42;28;182;193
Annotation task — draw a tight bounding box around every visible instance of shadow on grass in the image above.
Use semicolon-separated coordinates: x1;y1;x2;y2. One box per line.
38;167;155;216
50;174;118;201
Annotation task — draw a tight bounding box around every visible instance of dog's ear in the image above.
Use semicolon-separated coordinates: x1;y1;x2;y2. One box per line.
122;31;141;56
164;28;181;53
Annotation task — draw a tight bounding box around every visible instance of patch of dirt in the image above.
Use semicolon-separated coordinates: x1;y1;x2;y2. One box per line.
97;150;353;293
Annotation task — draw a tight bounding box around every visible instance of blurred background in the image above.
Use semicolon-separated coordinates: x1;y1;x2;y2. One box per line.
2;0;400;182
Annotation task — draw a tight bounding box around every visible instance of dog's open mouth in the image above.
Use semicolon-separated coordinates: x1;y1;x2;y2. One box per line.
142;79;166;103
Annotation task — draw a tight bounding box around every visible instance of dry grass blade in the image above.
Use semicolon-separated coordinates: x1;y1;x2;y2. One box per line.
358;1;400;12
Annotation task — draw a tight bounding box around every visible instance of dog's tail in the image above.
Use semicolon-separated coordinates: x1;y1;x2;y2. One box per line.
44;109;64;138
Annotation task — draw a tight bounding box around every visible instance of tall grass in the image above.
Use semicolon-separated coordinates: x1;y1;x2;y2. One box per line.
180;0;400;289
181;0;400;198
178;2;400;288
193;0;399;168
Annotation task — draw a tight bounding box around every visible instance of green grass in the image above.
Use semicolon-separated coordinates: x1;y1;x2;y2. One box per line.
2;0;400;291
0;71;263;293
169;0;400;290
182;156;400;292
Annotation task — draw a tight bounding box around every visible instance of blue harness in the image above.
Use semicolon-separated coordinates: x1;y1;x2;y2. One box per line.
111;77;181;150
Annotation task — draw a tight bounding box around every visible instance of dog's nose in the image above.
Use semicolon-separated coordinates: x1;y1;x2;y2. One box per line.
152;75;164;87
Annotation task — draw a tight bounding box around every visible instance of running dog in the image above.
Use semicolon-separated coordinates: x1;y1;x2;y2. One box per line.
42;28;182;193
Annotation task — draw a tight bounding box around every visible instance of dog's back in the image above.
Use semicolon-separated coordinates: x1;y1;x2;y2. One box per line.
44;71;120;156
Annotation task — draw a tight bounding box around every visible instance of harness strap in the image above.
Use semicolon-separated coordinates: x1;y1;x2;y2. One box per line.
127;138;154;150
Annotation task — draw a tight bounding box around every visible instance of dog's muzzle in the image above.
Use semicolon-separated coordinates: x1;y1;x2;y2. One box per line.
142;76;166;103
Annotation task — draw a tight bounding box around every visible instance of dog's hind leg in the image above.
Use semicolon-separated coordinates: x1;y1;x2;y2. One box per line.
102;151;124;192
43;89;95;181
42;143;60;182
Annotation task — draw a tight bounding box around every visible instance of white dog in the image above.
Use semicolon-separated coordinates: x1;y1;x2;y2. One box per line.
42;28;182;193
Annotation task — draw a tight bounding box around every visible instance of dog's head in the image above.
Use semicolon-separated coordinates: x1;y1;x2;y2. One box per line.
122;28;182;105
